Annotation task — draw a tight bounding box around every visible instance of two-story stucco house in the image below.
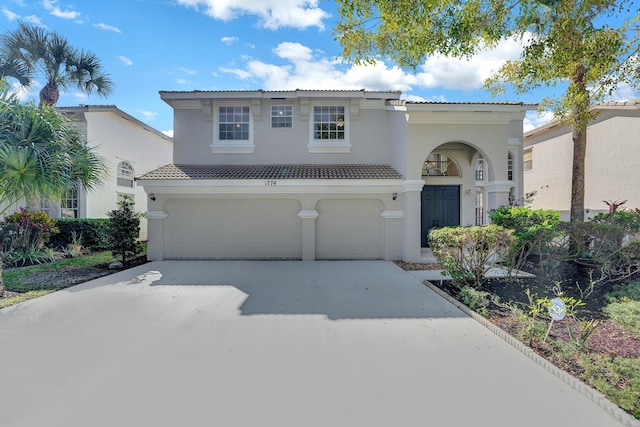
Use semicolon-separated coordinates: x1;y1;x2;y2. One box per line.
523;98;640;220
47;105;173;240
138;90;531;262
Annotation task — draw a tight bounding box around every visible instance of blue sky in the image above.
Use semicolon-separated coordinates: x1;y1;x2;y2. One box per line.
1;0;638;136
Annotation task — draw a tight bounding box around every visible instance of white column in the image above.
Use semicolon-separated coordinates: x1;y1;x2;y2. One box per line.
401;180;425;262
145;210;168;260
298;210;319;261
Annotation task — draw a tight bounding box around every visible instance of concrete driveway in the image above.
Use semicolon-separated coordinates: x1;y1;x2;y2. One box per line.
0;261;634;427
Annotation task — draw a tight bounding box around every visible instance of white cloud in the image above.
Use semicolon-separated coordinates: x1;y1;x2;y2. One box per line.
220;42;420;93
137;110;158;121
8;80;38;102
178;67;198;75
71;91;88;101
176;78;192;85
176;0;329;29
524;110;555;133
23;14;44;26
162;130;174;138
417;37;524;90
118;56;133;66
273;42;313;62
221;36;239;45
94;23;122;33
217;37;528;97
42;0;80;19
604;82;638;102
2;8;19;20
219;67;254;80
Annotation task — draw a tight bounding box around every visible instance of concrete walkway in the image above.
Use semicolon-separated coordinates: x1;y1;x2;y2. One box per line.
0;261;635;427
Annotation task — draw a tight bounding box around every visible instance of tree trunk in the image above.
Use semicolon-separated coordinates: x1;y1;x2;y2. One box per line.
0;267;4;298
569;65;589;222
39;81;60;107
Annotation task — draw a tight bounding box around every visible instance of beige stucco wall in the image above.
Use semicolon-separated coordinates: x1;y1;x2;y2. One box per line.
172;97;392;165
524;109;640;219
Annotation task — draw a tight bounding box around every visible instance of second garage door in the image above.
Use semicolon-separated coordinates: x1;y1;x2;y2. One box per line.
316;199;384;259
165;199;302;259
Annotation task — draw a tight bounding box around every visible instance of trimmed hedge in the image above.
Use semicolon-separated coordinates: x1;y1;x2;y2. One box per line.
50;218;111;250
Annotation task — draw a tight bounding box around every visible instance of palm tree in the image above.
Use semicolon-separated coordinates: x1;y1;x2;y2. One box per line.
0;57;30;86
1;21;113;106
0;81;107;296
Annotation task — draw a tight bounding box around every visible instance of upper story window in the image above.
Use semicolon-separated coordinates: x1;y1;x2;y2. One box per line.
508;152;514;180
422;153;461;177
211;104;255;153
313;106;345;140
307;103;351;153
475;155;485;180
117;161;135;188
523;148;533;171
271;105;292;128
219;106;250;140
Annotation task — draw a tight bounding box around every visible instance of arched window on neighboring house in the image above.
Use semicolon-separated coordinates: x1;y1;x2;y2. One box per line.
422;153;461;177
117;161;135;188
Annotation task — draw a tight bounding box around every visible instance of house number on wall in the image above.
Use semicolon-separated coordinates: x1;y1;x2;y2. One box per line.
265;180;277;186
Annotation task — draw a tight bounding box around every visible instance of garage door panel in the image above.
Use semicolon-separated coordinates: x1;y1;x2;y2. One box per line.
316;199;384;260
165;199;301;259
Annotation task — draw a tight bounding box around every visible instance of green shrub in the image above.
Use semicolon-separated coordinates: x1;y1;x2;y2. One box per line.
606;281;640;302
592;209;640;236
579;354;640;414
603;299;640;335
51;218;110;250
489;206;561;275
458;286;491;316
429;224;513;289
1;208;58;251
107;195;142;266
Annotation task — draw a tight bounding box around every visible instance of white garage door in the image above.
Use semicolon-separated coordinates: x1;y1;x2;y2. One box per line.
165;199;302;259
316;199;384;260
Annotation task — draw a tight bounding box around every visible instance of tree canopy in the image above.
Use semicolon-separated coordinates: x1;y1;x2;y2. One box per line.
335;0;640;221
0;21;114;106
0;80;107;214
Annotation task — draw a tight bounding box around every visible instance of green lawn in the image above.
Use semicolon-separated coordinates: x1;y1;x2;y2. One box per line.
3;250;117;293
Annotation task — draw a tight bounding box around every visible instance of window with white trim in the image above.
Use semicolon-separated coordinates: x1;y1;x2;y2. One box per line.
313;106;345;140
117;161;135;188
271;105;292;128
523;148;533;171
475;189;484;225
61;181;79;218
219;106;250;140
308;103;351;153
211;104;255;153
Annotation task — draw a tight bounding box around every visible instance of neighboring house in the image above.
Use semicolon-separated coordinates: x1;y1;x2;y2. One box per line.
41;105;173;240
523;98;640;220
138;90;531;262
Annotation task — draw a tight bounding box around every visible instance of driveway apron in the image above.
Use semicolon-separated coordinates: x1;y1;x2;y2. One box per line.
0;261;633;427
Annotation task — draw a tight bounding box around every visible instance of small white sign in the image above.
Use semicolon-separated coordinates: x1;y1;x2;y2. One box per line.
548;298;566;321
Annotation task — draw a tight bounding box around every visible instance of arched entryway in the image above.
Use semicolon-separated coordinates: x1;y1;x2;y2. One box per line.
420;152;462;246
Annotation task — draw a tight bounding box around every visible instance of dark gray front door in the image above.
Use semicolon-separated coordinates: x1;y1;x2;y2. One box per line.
421;185;460;246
